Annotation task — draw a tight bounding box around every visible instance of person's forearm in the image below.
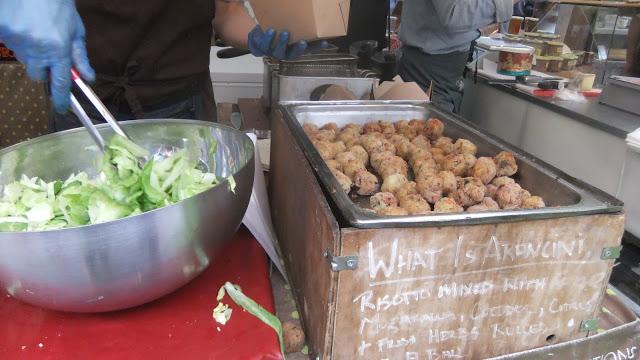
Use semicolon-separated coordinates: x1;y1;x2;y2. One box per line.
213;0;256;49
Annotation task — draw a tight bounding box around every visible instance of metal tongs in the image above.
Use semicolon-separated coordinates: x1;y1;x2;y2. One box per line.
68;68;132;151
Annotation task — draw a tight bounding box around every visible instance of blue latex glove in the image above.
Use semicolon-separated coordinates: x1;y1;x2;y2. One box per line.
248;25;328;61
0;0;95;113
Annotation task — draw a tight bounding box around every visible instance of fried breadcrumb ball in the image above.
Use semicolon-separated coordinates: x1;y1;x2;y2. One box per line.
522;195;546;209
434;197;463;213
337;128;361;147
353;168;379;196
416;174;444;204
360;134;384;154
379;121;396;137
395;139;416;161
495;183;524;209
468;197;501;212
462;153;477;171
303;123;319;136
482;197;500;210
442;153;469;176
313;140;337;160
408;119;427;134
430;147;447;166
494;151;518;177
370;151;395;170
349;145;369;166
470;157;497;184
467;204;489;212
485;184;499;199
330;168;352;194
454;138;477;156
335;151;358;166
377;206;409;216
491;176;515;188
432;136;455;154
363;122;382;134
425;118;444;140
381;173;409;194
370;192;398;212
314;129;337;142
399;194;432;215
452;177;486;207
439;171;457;195
321;122;339;133
378;156;409;178
411;135;431;150
395;120;418;140
341;160;365;179
395;181;419;200
414;158;439;179
325;159;342;172
343;123;363;133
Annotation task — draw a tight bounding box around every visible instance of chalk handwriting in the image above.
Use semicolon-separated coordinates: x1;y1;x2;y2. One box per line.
592;346;638;360
368;239;442;279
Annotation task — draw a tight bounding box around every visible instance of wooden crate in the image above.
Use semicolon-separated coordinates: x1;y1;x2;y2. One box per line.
269;113;625;359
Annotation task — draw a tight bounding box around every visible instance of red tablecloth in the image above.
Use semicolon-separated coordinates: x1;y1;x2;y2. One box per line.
0;228;282;360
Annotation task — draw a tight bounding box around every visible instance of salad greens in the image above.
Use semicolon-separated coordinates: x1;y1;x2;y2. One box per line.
215;282;285;357
0;135;228;232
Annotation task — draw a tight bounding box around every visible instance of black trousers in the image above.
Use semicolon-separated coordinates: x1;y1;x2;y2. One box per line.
398;45;470;114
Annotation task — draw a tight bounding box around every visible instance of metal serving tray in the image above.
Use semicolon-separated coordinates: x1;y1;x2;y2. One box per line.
279;101;623;228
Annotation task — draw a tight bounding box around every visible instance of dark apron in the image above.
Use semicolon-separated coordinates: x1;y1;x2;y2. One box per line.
73;0;216;120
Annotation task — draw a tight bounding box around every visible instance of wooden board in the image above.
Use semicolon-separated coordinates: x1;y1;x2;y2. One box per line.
332;214;625;359
238;98;271;131
269;110;341;358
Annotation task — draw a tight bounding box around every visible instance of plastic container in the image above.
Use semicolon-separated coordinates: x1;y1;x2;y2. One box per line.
508;16;524;34
544;41;564;57
524;17;539;32
572;51;585;65
537;32;561;40
578;73;596;91
584;51;595;65
534;56;551;71
562;54;579;71
497;49;534;76
524;39;545;56
547;56;563;72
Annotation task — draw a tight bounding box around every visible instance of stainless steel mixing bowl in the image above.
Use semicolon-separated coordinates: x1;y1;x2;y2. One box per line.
0;120;255;312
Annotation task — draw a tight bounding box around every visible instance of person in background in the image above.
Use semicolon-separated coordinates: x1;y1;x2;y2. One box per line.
625;13;640;77
398;0;513;113
0;0;318;131
513;0;535;17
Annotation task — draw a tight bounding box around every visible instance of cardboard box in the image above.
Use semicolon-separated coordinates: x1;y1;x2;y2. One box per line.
373;75;431;101
249;0;350;43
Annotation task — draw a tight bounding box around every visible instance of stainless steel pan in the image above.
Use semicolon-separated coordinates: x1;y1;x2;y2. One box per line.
279;101;623;228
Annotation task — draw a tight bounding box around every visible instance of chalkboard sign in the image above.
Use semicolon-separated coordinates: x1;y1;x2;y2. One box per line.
332;215;624;359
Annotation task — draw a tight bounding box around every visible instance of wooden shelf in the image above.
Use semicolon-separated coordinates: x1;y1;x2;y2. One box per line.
549;0;640;8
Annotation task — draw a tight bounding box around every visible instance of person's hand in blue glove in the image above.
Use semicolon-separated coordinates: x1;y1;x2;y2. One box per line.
248;25;328;61
0;0;95;113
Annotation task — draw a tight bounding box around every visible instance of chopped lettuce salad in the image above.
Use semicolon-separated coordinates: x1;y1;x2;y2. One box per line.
0;135;229;232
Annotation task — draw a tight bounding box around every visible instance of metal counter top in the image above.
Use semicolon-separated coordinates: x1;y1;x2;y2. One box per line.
468;74;640;139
